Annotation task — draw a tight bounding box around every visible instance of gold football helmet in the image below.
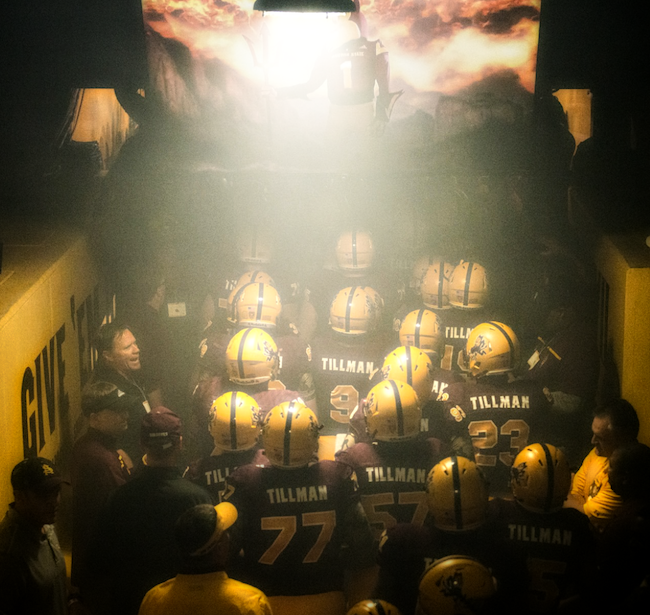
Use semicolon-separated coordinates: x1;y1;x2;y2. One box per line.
329;286;382;335
417;555;497;615
225;328;279;385
511;443;571;513
448;260;488;309
262;400;320;468
335;230;375;276
366;380;422;442
427;456;488;531
463;321;520;378
382;346;434;404
347;600;402;615
209;391;261;452
421;260;455;310
227;271;276;324
234;282;282;330
399;309;444;359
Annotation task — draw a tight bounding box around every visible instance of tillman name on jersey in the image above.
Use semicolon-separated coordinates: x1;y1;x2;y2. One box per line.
204;468;231;486
509;524;573;546
445;326;473;339
469;395;530;410
321;357;375;374
267;485;328;504
364;466;427;484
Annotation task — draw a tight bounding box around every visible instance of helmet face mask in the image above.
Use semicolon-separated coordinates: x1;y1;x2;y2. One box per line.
225;328;279;385
448;261;488;309
464;321;520;378
421;260;455;310
209;391;261;452
510;443;571;513
381;346;434;404
335;230;374;276
399;309;443;360
329;286;383;336
365;379;422;442
427;456;488;531
262;401;320;468
417;555;497;615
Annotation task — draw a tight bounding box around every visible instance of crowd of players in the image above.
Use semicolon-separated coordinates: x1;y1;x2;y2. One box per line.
4;227;649;615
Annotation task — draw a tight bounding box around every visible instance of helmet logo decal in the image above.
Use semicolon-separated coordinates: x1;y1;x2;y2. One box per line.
469;335;491;360
436;568;469;606
262;340;276;362
511;461;528;487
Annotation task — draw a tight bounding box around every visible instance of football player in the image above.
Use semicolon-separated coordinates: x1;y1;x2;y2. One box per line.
307;230;404;335
336;380;447;542
223;401;375;615
311;286;392;457
184;391;269;503
440;321;552;497
438;260;493;375
374;455;526;615
415;556;497;615
397;314;464;433
493;443;595;613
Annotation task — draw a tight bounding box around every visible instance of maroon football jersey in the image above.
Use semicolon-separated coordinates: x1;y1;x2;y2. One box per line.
492;498;595;613
376;512;527;615
311;333;389;436
184;448;269;504
336;439;446;540
223;460;371;597
442;377;552;497
437;307;490;374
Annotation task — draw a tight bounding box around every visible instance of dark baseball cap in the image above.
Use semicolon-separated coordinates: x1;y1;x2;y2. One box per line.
175;502;238;558
82;386;139;417
140;407;182;450
11;457;68;493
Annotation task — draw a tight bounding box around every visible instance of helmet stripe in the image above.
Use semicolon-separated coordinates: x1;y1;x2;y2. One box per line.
389;380;404;437
541;443;555;512
283;401;296;466
251;270;261;282
487;321;515;366
256;282;264;322
345;286;358;333
404;347;413;387
352;231;358;268
463;262;474;307
230;392;238;449
437;262;445;307
451;456;463;530
237;328;252;380
374;602;388;615
415;309;425;349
